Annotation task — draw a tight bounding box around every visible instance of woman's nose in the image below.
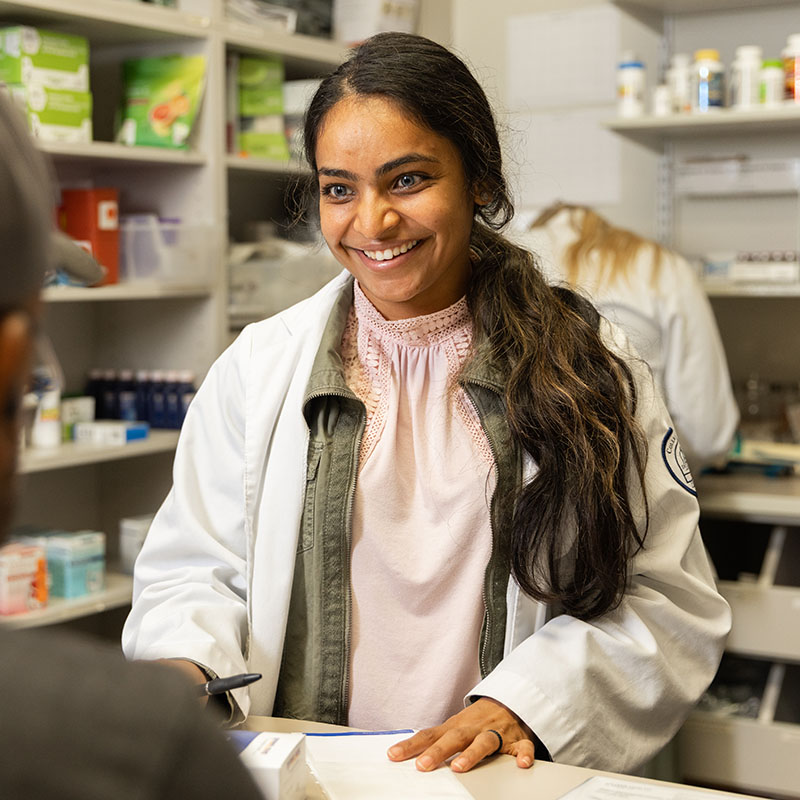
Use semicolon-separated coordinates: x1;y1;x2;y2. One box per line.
353;193;400;239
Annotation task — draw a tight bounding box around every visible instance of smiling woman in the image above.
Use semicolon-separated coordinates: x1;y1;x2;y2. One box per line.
123;32;731;780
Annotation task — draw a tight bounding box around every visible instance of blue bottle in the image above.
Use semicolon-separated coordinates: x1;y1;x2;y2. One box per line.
117;369;137;422
135;370;150;422
164;370;181;429
148;370;166;429
177;370;196;427
102;369;119;420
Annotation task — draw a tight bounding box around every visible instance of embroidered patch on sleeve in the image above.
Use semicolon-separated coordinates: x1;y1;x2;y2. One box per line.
661;427;696;496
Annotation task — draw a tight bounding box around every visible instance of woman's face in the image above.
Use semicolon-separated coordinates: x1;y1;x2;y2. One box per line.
315;95;477;320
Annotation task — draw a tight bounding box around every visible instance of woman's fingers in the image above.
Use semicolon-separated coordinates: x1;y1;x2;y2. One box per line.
386;698;537;773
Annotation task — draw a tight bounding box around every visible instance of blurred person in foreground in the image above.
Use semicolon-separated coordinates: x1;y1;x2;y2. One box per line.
0;92;263;800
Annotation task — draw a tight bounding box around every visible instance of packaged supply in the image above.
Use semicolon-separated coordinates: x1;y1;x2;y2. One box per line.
74;420;149;445
119;514;155;574
6;83;92;143
729;45;762;109
616;52;645;118
333;0;417;44
782;33;800;102
237;55;289;161
227;731;306;800
61;395;95;441
761;59;785;106
0;26;89;91
58;188;119;284
118;214;214;285
283;78;320;160
0;543;47;615
22;531;105;599
225;0;297;33
691;49;725;112
117;54;206;149
666;53;692;113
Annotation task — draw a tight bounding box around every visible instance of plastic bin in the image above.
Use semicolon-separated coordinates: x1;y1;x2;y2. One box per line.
119;214;214;285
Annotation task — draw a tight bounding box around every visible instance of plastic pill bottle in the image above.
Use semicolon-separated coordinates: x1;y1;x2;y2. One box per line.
761;59;785;106
782;33;800;101
691;49;725;112
666;53;692;112
729;45;762;108
617;52;646;117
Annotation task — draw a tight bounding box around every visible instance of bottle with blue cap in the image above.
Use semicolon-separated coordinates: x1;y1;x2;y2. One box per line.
617;51;646;117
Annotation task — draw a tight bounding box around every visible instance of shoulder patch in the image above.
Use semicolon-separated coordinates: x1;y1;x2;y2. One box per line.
661;428;696;496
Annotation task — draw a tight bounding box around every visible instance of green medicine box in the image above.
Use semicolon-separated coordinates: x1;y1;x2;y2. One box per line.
8;83;92;143
0;26;89;92
238;56;284;117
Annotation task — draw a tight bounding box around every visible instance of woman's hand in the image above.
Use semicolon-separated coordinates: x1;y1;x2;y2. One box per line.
386;697;536;773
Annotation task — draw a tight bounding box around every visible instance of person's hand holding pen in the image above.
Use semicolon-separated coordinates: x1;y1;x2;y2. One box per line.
153;658;261;706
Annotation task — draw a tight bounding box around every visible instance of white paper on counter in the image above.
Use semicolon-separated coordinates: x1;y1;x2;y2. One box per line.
305;730;474;799
560;776;742;800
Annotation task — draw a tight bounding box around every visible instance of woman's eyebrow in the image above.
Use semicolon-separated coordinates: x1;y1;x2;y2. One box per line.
317;153;440;182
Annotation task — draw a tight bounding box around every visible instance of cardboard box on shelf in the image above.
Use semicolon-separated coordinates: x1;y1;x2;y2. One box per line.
7;83;92;143
0;26;89;92
0;543;47;615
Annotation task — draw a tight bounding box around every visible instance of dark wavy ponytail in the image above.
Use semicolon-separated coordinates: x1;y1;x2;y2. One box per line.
304;32;649;620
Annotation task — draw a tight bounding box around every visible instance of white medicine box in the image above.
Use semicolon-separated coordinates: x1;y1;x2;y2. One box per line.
333;0;418;45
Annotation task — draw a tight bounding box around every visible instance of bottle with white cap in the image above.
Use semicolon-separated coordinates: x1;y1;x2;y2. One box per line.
617;51;646;117
729;45;763;109
666;53;692;113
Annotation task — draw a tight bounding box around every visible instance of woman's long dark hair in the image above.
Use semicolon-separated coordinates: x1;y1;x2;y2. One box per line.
303;32;649;621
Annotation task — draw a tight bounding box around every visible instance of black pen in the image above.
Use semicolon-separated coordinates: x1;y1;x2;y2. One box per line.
196;672;262;697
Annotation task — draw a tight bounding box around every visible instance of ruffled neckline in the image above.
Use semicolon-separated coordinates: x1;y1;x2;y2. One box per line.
352;280;470;347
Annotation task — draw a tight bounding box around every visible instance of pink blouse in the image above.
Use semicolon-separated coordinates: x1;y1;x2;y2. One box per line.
343;281;495;731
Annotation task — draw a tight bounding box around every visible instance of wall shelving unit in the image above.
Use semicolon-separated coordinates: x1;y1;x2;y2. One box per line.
1;0;349;632
608;3;800;796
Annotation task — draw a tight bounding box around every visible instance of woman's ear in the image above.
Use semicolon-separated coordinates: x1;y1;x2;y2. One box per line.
473;185;492;206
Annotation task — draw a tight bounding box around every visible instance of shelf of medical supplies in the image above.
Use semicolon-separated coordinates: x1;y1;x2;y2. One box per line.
40;141;208;168
614;0;800;14
43;283;213;302
701;282;800;298
680;711;800;797
607;106;800;142
19;430;180;475
226;154;309;176
0;571;133;630
0;0;210;43
223;23;346;73
697;473;800;525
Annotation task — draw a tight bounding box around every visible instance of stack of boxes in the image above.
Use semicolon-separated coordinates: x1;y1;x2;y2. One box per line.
0;25;92;143
236;55;290;161
0;529;106;616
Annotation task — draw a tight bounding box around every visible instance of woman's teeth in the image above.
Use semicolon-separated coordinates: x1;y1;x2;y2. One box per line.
363;240;419;261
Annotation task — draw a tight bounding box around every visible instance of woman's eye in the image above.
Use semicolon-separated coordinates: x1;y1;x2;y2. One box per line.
321;183;351;200
395;173;423;190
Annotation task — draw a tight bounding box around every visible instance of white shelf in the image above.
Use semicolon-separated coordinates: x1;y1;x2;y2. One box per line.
615;0;800;13
697;473;800;525
226;154;309;176
607;106;800;143
0;0;210;43
702;282;800;297
43;283;213;302
40;140;207;167
223;22;346;73
19;429;180;474
0;571;133;630
679;711;800;798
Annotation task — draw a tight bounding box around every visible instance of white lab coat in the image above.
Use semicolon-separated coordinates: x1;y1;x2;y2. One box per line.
514;208;739;471
123;270;731;773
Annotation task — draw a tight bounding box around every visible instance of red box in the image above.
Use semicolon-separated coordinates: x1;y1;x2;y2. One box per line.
59;188;120;285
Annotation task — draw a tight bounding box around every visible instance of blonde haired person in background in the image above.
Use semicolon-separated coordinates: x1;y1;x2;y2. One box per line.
518;202;739;474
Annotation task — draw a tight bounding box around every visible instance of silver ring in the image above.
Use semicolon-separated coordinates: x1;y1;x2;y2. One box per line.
487;728;503;756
